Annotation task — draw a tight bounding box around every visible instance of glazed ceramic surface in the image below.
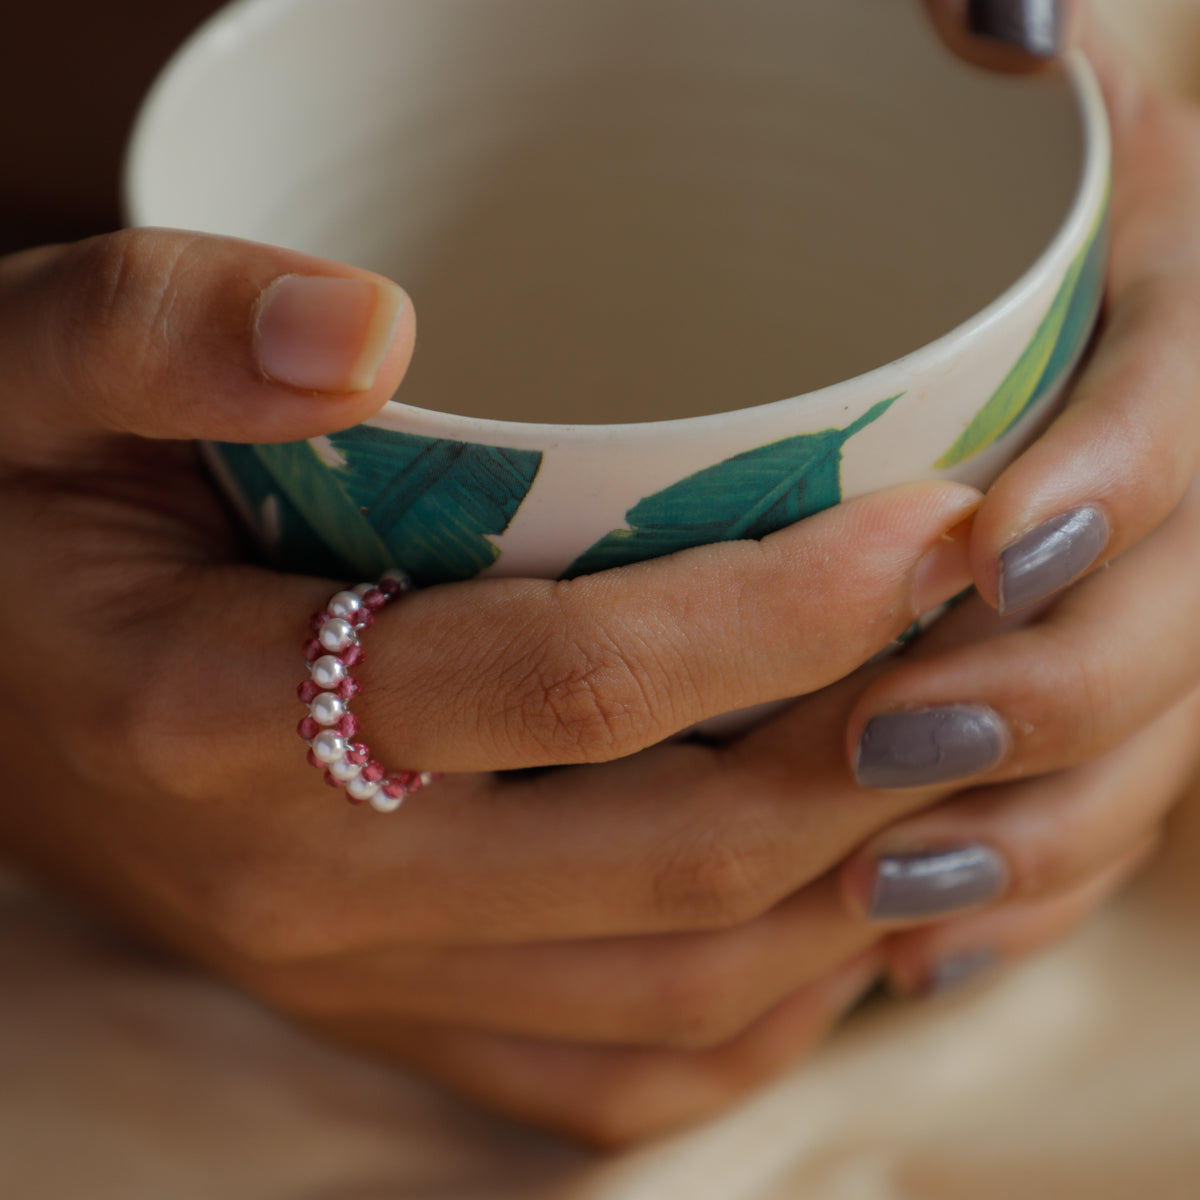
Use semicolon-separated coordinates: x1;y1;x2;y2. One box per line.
127;0;1111;584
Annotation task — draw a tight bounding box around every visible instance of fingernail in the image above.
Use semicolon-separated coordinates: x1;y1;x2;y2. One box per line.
255;275;405;393
911;521;975;615
967;0;1066;58
998;506;1109;614
854;706;1009;789
869;846;1008;920
925;948;999;995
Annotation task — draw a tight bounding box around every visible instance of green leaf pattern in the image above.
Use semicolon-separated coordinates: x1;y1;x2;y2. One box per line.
562;395;900;578
935;197;1109;469
325;426;543;583
208;441;372;578
209;429;543;584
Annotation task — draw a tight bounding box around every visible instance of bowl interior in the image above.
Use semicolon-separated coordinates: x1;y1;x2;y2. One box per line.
130;0;1085;424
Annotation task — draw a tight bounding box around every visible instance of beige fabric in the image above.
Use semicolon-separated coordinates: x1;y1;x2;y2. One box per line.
4;784;1199;1198
3;3;1199;1195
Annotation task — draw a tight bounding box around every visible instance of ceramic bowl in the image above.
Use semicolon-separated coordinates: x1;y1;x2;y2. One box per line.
126;0;1111;583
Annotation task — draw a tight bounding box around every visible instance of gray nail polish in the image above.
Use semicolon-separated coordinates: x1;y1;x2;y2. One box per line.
855;706;1008;789
998;506;1109;614
967;0;1066;58
926;948;999;995
870;846;1008;920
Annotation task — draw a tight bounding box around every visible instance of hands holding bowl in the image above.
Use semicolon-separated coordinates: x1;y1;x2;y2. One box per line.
3;0;1200;1146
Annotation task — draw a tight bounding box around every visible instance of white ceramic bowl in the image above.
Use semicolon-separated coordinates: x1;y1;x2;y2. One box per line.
127;0;1110;583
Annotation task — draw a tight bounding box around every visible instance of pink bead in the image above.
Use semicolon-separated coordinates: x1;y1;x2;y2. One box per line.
299;576;439;814
345;792;367;806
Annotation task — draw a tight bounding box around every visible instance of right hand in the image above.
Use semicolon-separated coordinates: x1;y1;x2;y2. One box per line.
0;229;982;1144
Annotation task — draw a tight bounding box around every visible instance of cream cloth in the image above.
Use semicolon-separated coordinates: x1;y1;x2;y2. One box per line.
3;784;1199;1198
3;3;1199;1195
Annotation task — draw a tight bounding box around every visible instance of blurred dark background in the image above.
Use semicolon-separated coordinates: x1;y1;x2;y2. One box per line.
0;2;219;253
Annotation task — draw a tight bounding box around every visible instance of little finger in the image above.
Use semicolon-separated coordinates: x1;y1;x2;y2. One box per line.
307;952;882;1148
882;833;1159;995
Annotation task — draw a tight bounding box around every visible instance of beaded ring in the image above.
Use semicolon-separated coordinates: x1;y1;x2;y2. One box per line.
296;567;437;813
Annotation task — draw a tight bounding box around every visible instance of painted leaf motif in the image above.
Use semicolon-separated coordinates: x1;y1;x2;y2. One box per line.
936;203;1108;469
208;442;360;578
326;426;543;584
250;440;397;578
563;395;899;578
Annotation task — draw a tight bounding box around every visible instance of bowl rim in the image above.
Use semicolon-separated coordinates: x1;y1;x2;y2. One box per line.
124;0;1111;447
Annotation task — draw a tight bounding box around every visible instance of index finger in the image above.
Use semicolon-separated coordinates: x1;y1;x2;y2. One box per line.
139;481;980;789
970;38;1200;613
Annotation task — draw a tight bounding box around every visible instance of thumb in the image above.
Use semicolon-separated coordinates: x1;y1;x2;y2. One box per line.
0;229;416;452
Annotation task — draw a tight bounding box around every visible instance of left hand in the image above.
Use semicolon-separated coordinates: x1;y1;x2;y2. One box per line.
827;19;1200;994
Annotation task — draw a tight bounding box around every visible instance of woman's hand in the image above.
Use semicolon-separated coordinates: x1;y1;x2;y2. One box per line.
0;229;988;1144
825;21;1200;995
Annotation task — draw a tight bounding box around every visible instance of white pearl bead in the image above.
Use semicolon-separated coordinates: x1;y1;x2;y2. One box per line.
311;655;347;690
327;590;363;619
311;730;346;764
318;617;355;653
346;775;380;802
381;567;413;592
370;790;404;814
309;692;346;727
327;756;363;783
419;772;436;788
352;583;375;597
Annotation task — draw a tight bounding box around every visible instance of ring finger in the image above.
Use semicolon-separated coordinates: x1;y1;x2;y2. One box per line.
839;683;1200;931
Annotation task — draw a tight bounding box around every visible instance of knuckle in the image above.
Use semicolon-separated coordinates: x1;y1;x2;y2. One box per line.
637;951;753;1051
1007;829;1075;901
63;230;198;424
506;586;682;762
65;643;197;805
198;853;331;967
111;647;225;806
653;819;784;930
1025;624;1117;763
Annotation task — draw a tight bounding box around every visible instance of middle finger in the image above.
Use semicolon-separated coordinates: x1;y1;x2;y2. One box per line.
846;474;1200;791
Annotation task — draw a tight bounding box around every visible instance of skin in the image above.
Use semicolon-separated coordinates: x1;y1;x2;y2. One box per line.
1;1;1199;1146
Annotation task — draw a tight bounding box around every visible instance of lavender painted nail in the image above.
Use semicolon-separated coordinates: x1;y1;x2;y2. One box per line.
870;846;1008;920
855;706;1008;789
998;506;1109;614
967;0;1066;58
